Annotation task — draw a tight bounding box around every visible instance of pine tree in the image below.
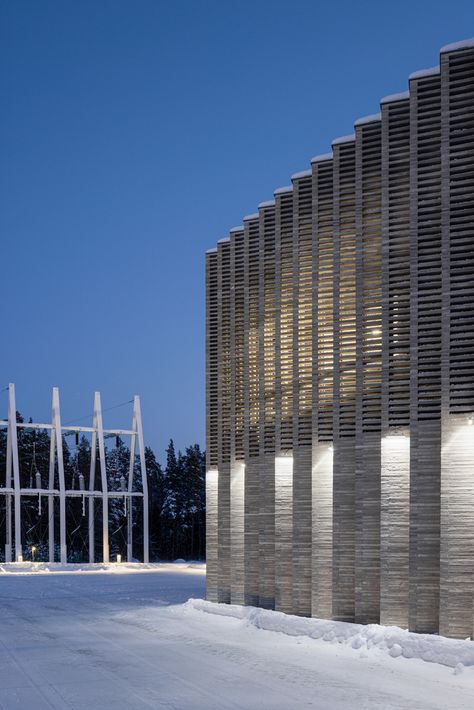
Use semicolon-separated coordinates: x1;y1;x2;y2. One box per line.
146;447;165;559
162;439;187;559
181;444;206;559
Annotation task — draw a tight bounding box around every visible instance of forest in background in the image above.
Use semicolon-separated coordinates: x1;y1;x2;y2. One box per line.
0;413;206;562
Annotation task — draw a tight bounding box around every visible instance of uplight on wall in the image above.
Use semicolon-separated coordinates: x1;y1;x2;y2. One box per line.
206;470;219;484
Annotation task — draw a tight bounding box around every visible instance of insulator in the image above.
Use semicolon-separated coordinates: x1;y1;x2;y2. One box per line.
35;471;41;489
79;473;85;491
120;475;126;491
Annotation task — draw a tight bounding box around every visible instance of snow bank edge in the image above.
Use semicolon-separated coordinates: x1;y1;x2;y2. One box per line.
186;599;474;671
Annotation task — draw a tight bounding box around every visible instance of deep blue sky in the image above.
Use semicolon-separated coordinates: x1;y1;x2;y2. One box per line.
1;0;473;461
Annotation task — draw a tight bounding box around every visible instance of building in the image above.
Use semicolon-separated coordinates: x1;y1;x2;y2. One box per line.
205;38;474;639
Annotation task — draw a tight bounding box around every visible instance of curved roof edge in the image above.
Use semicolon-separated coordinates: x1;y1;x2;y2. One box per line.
380;90;410;104
243;213;259;221
440;37;474;53
291;168;312;180
354;112;381;126
274;185;293;195
258;200;276;209
311;152;333;164
332;133;355;145
409;65;440;80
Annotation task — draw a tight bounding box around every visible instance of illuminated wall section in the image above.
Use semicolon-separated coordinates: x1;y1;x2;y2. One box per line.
354;114;382;624
380;91;411;627
205;248;219;601
311;154;334;620
243;213;260;606
230;226;245;605
292;169;313;616
258;200;276;609
408;67;442;634
274;454;293;613
332;135;357;622
440;40;474;640
274;185;294;613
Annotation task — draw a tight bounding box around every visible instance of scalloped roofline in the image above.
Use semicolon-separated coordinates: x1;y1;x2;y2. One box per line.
291;169;312;180
274;185;293;195
243;213;259;221
440;37;474;53
380;91;410;104
332;133;355;146
409;66;440;81
311;152;333;164
354;112;381;126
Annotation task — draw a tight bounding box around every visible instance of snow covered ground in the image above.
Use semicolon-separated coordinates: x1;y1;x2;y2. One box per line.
0;564;472;709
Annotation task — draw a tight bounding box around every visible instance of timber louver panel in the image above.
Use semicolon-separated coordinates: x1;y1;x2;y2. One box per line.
274;187;294;613
259;203;276;609
243;214;260;606
440;42;474;641
355;117;382;624
385;98;411;429
206;251;218;471
233;230;245;462
446;49;474;415
311;155;334;620
332;138;356;622
217;240;231;603
409;70;442;634
205;249;218;602
292;173;313;616
314;160;334;442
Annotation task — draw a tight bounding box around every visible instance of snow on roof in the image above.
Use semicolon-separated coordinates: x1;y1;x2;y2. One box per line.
291;169;312;180
332;134;355;146
409;66;440;80
354;112;381;126
274;185;293;195
229;226;244;233
206;247;217;254
258;200;276;209
311;152;333;164
243;213;259;221
380;91;409;104
440;37;474;53
217;237;230;245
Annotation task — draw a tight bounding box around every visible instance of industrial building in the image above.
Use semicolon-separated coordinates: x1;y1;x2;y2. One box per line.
205;38;474;638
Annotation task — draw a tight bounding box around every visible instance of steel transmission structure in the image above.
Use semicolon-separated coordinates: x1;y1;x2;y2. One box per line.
0;384;149;564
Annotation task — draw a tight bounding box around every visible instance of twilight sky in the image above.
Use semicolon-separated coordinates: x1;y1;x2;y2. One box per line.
1;0;473;461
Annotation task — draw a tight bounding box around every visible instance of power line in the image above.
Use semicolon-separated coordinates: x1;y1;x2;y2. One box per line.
63;399;133;426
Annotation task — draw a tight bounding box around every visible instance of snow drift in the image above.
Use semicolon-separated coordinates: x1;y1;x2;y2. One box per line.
187;598;474;672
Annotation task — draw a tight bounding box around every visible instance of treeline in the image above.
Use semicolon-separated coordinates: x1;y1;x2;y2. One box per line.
0;412;205;562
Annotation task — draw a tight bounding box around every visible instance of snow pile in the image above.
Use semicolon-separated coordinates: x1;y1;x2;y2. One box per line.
0;561;205;575
187;599;474;671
